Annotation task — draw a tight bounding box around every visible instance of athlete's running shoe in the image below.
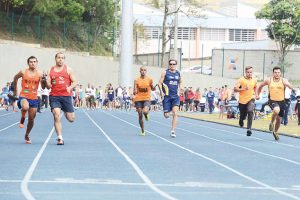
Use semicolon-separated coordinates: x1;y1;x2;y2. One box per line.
57;138;64;145
25;136;31;144
140;131;145;136
246;129;252;136
19;117;25;128
272;132;279;141
170;130;176;138
145;113;149;121
269;122;274;131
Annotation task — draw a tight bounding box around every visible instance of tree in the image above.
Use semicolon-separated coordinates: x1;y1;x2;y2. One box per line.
256;0;300;75
148;0;205;67
31;0;84;22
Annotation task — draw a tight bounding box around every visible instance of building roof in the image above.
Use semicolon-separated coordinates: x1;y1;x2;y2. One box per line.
134;14;268;30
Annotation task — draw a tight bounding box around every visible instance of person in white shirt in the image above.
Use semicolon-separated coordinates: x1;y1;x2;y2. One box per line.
41;87;50;109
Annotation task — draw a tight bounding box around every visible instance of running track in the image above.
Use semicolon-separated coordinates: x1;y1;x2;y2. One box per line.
0;108;300;200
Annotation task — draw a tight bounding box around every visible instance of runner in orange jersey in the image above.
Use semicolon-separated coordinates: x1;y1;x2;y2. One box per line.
133;66;155;136
13;56;46;144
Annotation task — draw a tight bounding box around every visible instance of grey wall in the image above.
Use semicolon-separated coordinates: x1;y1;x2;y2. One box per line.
0;40;236;91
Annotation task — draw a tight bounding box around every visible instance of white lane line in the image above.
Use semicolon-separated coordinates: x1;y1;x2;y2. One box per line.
3;179;300;191
0;121;19;133
83;110;177;200
144;117;300;166
21;127;55;200
0;112;16;117
179;116;300;149
103;111;300;200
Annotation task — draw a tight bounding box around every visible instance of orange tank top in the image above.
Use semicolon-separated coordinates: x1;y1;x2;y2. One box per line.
20;69;40;100
134;76;153;101
269;78;285;101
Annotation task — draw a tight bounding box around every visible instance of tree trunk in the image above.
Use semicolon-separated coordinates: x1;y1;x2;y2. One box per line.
160;0;169;68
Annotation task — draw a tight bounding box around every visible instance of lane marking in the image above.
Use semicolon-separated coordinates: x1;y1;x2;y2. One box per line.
0;112;16;117
21;127;55;200
84;110;177;200
0;122;19;133
103;111;300;200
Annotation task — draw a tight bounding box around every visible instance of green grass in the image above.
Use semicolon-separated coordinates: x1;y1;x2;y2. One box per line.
179;112;300;138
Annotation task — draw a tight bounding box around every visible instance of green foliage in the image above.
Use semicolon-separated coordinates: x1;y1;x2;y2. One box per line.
31;0;84;22
255;0;300;45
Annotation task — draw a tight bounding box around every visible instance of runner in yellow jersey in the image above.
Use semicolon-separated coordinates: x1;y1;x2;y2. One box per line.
234;66;259;137
133;66;155;136
257;66;294;141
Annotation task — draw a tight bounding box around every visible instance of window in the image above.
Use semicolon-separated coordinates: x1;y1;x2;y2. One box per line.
229;29;256;41
177;27;196;40
200;28;226;41
144;27;162;39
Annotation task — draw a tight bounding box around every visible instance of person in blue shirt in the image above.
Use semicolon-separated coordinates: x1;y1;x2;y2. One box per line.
206;87;215;114
158;59;183;138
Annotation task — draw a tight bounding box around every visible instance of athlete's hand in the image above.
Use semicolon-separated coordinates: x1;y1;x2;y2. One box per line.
255;94;260;100
66;86;71;94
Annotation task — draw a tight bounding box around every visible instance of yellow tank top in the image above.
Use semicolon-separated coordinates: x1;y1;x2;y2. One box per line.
269;78;285;101
238;77;257;104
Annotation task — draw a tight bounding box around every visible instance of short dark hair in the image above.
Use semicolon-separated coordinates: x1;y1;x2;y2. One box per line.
55;52;65;59
27;56;37;64
169;59;177;65
273;66;281;72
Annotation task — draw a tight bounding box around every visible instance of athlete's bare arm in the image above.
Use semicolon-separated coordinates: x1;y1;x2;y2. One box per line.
67;66;77;94
43;69;52;90
234;79;243;92
178;76;183;95
13;69;24;96
150;79;155;91
133;80;138;95
158;71;166;98
283;78;294;90
257;78;270;97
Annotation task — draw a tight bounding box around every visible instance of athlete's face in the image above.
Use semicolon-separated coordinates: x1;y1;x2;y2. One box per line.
28;58;37;70
55;53;65;67
245;68;252;79
273;69;281;79
169;62;177;71
140;67;147;76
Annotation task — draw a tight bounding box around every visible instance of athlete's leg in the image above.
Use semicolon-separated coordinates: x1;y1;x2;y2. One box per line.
137;107;144;133
52;108;62;138
19;99;29;128
25;107;37;143
246;100;255;130
64;112;75;122
171;106;179;131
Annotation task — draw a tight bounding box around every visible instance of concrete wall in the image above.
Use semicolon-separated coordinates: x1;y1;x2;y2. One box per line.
0;40;236;90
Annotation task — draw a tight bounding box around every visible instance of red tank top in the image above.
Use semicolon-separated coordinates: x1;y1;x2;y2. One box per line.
49;65;72;96
20;69;40;100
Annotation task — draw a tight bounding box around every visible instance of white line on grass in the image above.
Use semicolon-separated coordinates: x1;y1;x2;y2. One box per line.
21;127;55;200
83;110;177;200
103;111;300;200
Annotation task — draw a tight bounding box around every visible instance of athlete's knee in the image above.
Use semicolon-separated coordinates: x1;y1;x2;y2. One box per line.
66;113;75;122
21;100;29;111
273;107;280;114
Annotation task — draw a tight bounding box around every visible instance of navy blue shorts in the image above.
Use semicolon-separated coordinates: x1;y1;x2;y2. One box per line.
162;95;180;113
49;96;74;113
135;101;150;108
17;97;39;109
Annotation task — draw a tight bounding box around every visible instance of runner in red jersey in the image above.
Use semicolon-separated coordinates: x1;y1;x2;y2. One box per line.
13;56;44;144
44;52;77;145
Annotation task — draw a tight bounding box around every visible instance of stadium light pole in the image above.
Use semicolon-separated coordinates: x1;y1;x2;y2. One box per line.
120;0;133;87
173;0;179;61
